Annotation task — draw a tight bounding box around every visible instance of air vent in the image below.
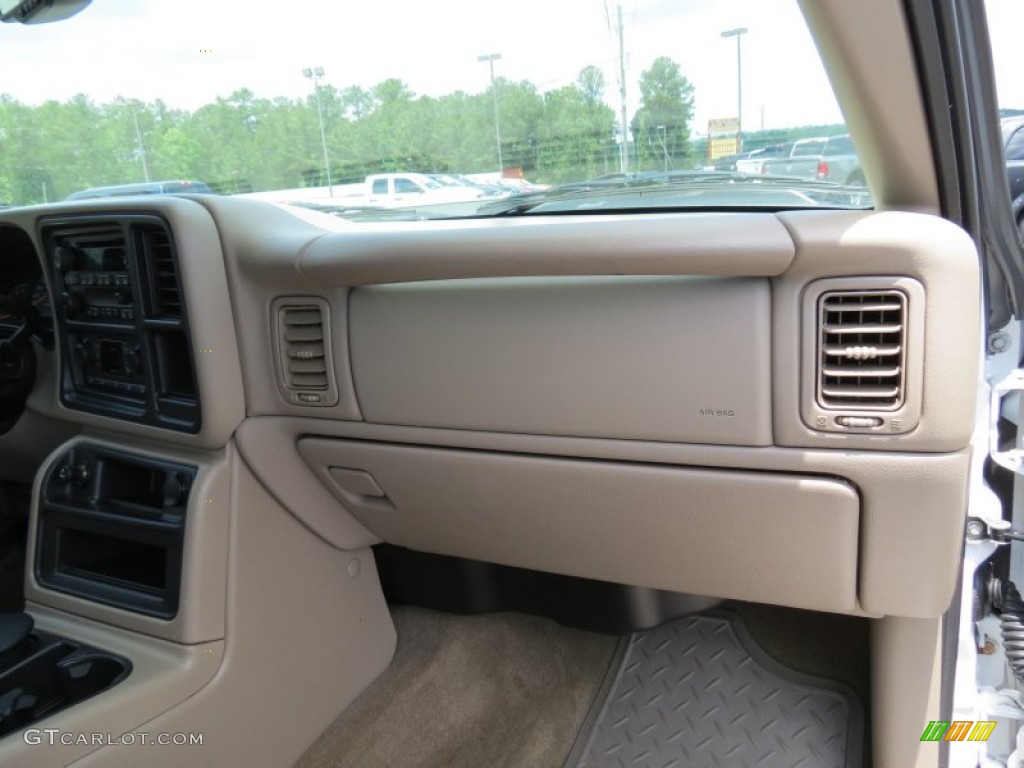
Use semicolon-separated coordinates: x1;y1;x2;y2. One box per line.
274;298;337;406
817;290;906;410
138;225;181;317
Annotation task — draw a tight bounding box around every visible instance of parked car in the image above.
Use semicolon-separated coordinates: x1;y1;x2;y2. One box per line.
729;143;788;174
64;180;213;200
751;135;865;185
735;139;810;174
712;148;756;172
363;172;485;206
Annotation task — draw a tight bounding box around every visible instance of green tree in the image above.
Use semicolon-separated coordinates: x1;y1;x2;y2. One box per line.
491;79;544;172
0;64;704;201
577;65;606;107
535;68;616;181
631;56;695;170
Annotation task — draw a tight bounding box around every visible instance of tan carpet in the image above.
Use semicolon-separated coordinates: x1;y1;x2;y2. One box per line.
293;606;619;768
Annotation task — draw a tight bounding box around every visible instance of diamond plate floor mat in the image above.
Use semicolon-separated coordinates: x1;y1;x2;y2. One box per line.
567;609;864;768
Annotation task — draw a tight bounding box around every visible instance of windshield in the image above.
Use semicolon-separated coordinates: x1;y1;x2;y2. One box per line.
0;0;874;220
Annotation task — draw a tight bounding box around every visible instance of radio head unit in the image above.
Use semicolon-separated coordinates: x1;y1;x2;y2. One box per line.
53;232;134;323
41;216;200;433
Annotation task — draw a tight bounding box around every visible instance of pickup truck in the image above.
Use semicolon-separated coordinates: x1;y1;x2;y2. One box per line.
744;135;865;186
236;172;491;209
726;144;787;173
363;172;486;206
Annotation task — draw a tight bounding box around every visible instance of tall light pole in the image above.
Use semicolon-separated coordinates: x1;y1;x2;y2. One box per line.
617;3;628;174
656;125;669;172
132;110;150;182
302;66;333;196
720;27;748;153
477;53;503;174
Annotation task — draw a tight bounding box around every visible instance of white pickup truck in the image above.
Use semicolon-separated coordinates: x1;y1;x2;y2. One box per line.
363;173;486;206
236;172;491;209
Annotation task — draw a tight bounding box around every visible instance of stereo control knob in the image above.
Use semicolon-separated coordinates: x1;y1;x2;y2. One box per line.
53;247;71;272
163;472;190;508
61;292;84;319
72;462;90;486
122;345;142;377
73;339;95;365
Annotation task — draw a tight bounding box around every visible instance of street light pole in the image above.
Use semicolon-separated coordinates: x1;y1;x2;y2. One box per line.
302;66;333;196
477;53;503;174
720;27;748;153
656;125;669;171
617;3;628;174
132;110;150;182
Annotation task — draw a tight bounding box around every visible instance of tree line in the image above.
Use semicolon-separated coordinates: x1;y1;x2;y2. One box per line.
0;57;704;204
0;56;846;205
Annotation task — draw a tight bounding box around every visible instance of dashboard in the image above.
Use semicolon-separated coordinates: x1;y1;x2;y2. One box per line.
0;192;985;768
0;193;982;622
0;215;200;434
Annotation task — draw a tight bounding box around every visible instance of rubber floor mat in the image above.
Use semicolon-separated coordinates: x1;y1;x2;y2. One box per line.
568;610;864;768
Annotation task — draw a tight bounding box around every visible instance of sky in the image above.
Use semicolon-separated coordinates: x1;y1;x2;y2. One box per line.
0;0;1021;134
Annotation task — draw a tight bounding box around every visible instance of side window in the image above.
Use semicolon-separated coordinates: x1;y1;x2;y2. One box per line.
371;179;388;195
1007;128;1024;162
394;178;423;194
988;0;1024;236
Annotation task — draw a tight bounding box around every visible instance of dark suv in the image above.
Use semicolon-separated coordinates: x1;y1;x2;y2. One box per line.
65;180;213;201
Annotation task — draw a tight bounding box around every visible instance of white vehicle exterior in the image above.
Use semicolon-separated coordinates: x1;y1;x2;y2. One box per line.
363;173;485;206
236;173;489;208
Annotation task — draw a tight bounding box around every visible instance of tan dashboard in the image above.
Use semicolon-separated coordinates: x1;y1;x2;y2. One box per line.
0;195;982;622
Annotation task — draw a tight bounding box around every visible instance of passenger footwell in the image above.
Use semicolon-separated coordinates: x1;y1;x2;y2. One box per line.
567;610;864;768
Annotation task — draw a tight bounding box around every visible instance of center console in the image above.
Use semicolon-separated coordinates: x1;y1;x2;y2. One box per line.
1;440;197;742
34;444;195;620
41;216;201;433
0;613;131;738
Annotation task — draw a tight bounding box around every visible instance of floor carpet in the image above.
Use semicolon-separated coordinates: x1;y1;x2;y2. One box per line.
295;601;871;768
293;606;620;768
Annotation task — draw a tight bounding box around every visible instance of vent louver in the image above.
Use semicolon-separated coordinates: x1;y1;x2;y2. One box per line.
138;226;180;317
817;290;906;410
280;305;329;390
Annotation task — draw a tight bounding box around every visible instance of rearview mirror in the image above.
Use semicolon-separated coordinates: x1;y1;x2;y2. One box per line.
0;0;90;24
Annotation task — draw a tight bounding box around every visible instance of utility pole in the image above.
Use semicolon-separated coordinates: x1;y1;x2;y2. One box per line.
477;53;504;174
132;110;150;182
302;67;334;196
617;4;628;174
